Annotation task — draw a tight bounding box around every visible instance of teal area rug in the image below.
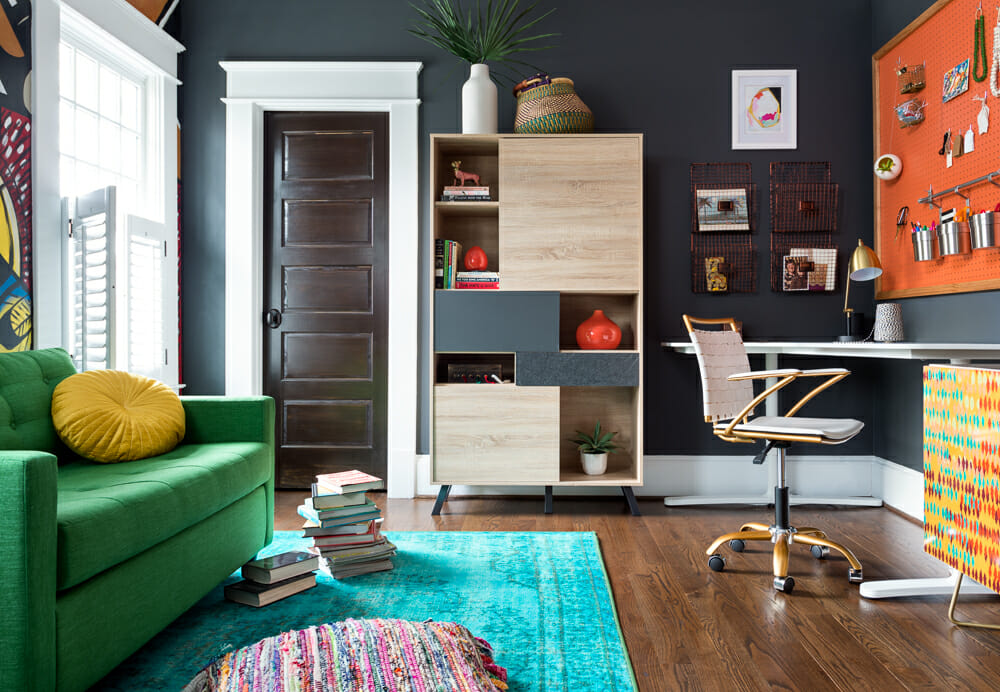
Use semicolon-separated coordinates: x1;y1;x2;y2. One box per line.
95;531;636;691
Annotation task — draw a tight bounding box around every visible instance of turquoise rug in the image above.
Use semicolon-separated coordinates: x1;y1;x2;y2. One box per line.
95;531;636;691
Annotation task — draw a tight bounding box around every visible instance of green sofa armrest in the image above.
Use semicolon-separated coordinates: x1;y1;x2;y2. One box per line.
181;396;276;544
181;396;275;446
0;452;57;692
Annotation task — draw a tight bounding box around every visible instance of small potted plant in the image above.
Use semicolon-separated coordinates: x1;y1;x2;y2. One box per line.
570;421;618;476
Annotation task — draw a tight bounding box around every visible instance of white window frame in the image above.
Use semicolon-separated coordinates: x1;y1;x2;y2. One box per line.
34;0;183;385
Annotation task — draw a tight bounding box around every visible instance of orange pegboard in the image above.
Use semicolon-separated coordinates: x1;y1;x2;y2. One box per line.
874;0;1000;299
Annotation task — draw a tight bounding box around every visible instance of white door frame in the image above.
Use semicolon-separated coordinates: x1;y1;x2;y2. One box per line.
221;61;422;498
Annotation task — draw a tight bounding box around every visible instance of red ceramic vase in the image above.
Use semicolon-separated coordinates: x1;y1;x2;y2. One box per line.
464;245;488;270
576;309;622;350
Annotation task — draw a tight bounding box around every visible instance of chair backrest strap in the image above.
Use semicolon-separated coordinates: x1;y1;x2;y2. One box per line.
686;320;754;422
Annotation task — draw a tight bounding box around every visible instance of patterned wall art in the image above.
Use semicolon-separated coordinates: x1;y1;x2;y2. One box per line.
0;1;32;352
924;364;1000;594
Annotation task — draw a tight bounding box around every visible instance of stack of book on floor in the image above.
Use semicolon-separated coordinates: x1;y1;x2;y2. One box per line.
299;470;396;579
441;185;490;201
224;550;319;607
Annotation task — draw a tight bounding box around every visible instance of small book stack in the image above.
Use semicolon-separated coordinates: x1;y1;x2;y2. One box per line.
455;271;499;289
224;550;319;607
435;239;463;289
299;470;396;579
441;185;490;201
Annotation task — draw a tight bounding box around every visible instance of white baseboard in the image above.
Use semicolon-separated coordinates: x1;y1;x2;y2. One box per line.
872;457;923;521
415;454;922;514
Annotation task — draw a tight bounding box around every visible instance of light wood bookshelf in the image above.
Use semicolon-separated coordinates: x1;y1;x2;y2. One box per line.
429;133;644;515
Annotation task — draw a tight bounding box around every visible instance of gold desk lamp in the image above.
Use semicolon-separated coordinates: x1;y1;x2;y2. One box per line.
837;239;882;342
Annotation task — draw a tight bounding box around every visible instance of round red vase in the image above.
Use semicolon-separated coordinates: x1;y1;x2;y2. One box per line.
464;246;488;270
576;309;622;350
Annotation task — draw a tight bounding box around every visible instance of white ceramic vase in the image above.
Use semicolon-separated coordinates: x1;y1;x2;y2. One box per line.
581;452;608;476
462;63;497;134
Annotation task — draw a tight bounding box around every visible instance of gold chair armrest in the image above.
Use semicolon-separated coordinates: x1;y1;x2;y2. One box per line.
784;371;850;417
728;368;801;381
720;373;800;437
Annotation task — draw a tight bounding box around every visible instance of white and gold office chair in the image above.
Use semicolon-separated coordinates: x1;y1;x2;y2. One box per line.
683;315;865;593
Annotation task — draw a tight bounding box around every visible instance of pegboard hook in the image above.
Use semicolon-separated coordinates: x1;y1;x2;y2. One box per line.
922;185;943;210
988;172;1000;188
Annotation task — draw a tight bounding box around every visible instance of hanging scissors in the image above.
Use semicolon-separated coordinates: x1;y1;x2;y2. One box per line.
896;205;909;239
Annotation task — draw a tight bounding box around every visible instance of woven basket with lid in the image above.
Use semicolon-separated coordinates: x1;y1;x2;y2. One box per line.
513;74;594;134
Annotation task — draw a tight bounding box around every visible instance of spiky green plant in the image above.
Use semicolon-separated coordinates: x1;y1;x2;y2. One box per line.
409;0;557;83
570;421;619;455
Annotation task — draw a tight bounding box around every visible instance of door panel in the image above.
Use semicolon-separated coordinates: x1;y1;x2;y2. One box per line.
264;112;388;488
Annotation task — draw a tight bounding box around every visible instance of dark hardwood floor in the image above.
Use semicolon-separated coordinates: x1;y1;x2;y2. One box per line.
275;492;1000;691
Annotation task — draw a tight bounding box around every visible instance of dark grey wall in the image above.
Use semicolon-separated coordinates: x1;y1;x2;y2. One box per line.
176;0;901;458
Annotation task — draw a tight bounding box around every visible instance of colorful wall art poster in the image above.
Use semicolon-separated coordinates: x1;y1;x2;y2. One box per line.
0;2;32;352
732;69;797;149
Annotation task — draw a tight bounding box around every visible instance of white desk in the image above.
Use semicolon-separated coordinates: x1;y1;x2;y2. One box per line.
662;339;1000;599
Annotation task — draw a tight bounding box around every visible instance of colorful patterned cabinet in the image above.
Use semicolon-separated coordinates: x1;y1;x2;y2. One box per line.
924;364;1000;595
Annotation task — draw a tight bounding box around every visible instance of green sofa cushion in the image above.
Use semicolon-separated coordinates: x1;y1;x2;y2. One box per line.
0;348;76;457
55;442;271;591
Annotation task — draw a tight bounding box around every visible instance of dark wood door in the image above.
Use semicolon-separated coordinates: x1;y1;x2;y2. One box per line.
264;112;388;488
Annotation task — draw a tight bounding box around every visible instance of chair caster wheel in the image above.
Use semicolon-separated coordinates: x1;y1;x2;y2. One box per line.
729;539;745;553
811;545;830;560
708;555;726;572
773;576;795;593
848;568;864;584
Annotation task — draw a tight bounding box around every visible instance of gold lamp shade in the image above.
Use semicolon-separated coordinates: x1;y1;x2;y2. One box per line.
847;239;883;282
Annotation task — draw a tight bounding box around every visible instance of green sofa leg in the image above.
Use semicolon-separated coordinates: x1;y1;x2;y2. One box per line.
0;452;58;692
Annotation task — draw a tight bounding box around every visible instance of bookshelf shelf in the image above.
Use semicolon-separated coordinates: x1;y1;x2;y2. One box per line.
429;134;644;515
434;201;499;216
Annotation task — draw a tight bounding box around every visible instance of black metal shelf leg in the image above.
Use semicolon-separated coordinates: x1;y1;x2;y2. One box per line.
622;486;641;516
544;485;553;514
431;485;451;516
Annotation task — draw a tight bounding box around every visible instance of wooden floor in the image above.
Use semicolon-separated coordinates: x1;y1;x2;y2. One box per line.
276;492;1000;691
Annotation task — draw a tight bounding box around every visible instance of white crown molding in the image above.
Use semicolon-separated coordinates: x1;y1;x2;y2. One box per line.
219;61;423;74
61;0;184;78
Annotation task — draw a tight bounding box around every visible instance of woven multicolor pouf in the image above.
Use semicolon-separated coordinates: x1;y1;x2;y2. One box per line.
513;74;594;134
183;618;508;692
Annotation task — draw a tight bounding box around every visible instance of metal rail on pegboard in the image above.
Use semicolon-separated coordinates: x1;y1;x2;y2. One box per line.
689;162;757;294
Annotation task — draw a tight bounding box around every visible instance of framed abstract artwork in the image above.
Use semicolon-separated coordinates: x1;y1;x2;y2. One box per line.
731;69;797;150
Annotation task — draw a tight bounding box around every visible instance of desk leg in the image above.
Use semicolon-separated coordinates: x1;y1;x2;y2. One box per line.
664;353;882;508
860;567;997;599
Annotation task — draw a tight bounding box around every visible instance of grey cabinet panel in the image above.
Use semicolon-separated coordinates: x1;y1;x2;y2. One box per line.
516;351;640;386
435;291;559;352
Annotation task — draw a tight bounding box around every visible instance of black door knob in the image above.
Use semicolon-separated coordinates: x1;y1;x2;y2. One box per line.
264;308;282;329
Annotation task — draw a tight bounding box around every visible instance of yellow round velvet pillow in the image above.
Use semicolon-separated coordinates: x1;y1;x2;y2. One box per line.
52;370;186;463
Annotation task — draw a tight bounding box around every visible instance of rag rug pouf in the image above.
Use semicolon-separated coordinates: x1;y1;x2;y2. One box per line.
183;618;508;692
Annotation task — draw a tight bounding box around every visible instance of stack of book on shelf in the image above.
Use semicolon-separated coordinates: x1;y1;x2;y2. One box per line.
299;470;396;579
224;550;319;607
441;185;490;201
435;239;463;289
455;271;499;289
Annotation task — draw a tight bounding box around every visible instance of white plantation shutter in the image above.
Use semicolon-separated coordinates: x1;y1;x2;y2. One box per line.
64;187;116;372
126;215;173;381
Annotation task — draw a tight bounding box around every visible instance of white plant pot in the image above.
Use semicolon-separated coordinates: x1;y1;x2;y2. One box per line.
580;452;608;476
462;63;497;134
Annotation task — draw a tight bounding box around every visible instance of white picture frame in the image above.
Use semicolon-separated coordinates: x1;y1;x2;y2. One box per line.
731;69;797;150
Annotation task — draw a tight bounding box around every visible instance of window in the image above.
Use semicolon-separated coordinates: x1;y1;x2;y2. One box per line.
58;7;178;384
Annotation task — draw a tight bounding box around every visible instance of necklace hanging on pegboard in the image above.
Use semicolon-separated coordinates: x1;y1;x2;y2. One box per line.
974;9;987;82
990;8;1000;95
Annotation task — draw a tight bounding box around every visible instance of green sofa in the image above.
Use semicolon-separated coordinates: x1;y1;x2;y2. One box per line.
0;348;275;691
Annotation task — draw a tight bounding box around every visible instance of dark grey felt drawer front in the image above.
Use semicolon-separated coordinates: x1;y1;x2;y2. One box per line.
434;291;559;352
515;351;640;386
